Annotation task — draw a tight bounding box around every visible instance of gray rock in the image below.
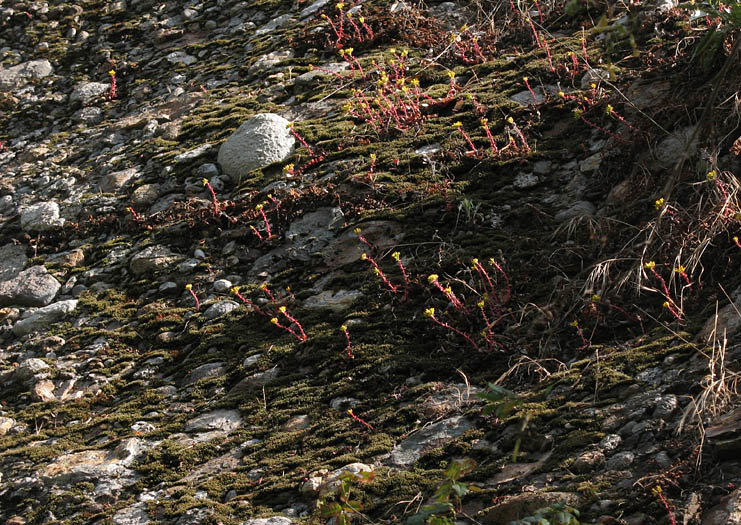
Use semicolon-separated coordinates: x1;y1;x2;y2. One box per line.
295;62;349;91
14;358;50;383
130;245;183;275
213;279;232;293
513;173;539;189
0;243;28;282
0;416;15;436
184;362;226;385
249;49;295;74
174;144;214;163
203;300;240;320
74;106;104;124
598;434;622;454
653;394;678;419
13;299;78;336
300;0;332;18
580;68;609;89
554;201;596;223
303;290;362;312
70;82;110;104
20;201;65;231
572;450;605;473
166;51;197;66
113;503;150;525
655;126;698;167
254;14;293;36
0;265;61;306
218;113;295;181
387;416;475;467
244;518;294;525
99;167;139;193
0;59;53;90
702;487;741;524
606;450;635;470
230;367;280;392
184;409;242;433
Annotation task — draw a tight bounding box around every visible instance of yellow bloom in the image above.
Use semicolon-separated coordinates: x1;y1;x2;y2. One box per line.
345;47;354;55
523;76;529;82
336;2;344;9
654;197;665;209
373;267;380;275
185;283;193;290
369;153;377;161
480;119;488;126
605;104;613;115
644;261;656;269
662;301;670;308
230;286;240;295
354;227;362;234
359;16;365;22
340;325;348;332
392;251;400;261
283;163;294;173
271;317;279;324
558;91;565;98
255;203;263;211
108;69;116;76
674;266;686;273
444;286;452;294
389;48;396;54
707;170;717;181
477;300;485;308
472;258;479;265
401;49;409;57
506;116;514;124
570;320;579;327
424;307;435;318
427;274;438;283
361;253;368;260
259;283;268;290
447;71;455;79
452;121;462;128
346;11;352;17
592;294;601;303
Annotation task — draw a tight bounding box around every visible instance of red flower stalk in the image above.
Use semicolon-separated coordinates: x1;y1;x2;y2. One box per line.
605;104;634;132
734;236;741;249
481;119;499;157
367;153;377;183
359;16;373;40
108;70;117;100
270;315;306;342
523;76;538;106
185;284;200;312
542;37;555;72
259;283;278;304
348;409;374;430
346;12;363;41
673;266;692;288
250;225;264;242
652;487;677;525
127;206;142;222
202;178;220;216
361;253;399;293
341;324;353;358
581;37;590;67
392;252;409;303
278;305;307;341
525;17;542;48
428;274;468;313
424;307;479;350
488;257;511;303
287;122;314;157
340;47;365;79
644;262;682;320
255;203;272;239
452;121;478;156
570;320;591;350
354;227;375;250
506;116;531;154
231;286;266;316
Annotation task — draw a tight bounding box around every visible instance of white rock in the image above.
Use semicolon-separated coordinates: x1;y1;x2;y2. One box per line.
0;59;53;90
20;201;65;232
218;113;295;181
70;82;110;104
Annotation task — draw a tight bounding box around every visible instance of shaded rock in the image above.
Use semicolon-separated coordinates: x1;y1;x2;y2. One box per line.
184;409;242;434
174;143;214;163
655;126;698;167
295;62;349;91
47;248;85;268
482;492;582;524
183;362;226;385
489;451;552;485
230;367;280;392
218;113;295;181
0;59;53;90
554;201;596;223
387;416;475;467
698;301;741;343
0;243;27;281
702;488;741;525
282;414;311;432
0;265;61;307
572;450;605;473
303;289;362;312
20;201;65;232
581;68;609;89
130;245;183;275
12;299;78;336
606;451;634;470
323;221;404;267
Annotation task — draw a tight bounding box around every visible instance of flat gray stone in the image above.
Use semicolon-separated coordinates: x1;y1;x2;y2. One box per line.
12;299;79;337
183;362;227;385
113;503;150;525
20;201;65;232
70;81;110;104
218;113;295;181
387;416;475;467
0;243;28;282
203;300;240;320
185;409;242;433
0;59;53;90
244;518;294;525
130;245;183;275
0;265;61;307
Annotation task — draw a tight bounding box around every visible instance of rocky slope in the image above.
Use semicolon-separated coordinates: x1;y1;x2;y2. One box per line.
1;0;741;523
